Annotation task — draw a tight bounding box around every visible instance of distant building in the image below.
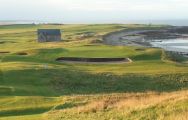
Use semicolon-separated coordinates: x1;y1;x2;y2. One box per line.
37;29;61;42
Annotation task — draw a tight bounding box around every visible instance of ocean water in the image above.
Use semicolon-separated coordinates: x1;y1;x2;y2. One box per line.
124;20;188;26
0;20;188;26
151;39;188;53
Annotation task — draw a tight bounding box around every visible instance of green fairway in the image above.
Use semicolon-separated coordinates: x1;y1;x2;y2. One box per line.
0;24;187;120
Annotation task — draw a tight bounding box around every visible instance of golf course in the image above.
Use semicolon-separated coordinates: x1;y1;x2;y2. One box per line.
0;24;188;120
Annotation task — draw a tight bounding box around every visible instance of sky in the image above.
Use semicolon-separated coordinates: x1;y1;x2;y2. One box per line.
0;0;188;23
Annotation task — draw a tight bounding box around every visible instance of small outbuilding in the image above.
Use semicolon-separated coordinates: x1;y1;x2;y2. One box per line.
37;29;61;42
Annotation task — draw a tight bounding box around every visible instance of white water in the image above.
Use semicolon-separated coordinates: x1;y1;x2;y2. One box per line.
151;39;188;53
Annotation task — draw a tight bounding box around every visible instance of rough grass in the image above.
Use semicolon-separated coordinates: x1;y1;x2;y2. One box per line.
45;91;188;120
0;24;187;120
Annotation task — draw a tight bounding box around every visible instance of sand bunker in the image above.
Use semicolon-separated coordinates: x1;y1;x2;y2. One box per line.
0;51;10;54
135;48;146;51
56;57;131;63
0;42;6;44
16;52;28;55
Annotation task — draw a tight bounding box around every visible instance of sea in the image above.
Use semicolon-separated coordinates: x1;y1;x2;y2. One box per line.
0;20;188;26
151;39;188;53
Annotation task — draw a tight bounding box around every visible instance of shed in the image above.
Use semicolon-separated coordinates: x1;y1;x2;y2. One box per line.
37;29;61;42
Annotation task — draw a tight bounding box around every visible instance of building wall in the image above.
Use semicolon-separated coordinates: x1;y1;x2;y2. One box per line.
38;34;61;42
46;35;61;42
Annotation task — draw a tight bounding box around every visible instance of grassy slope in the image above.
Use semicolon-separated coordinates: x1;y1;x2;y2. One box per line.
0;24;187;120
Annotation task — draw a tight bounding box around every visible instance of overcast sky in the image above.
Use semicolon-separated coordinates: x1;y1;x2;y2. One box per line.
0;0;188;23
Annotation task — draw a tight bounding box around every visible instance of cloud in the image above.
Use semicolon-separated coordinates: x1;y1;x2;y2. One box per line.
0;0;188;21
1;0;188;12
42;0;188;11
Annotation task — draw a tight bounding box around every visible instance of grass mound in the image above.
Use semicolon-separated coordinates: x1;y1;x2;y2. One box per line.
51;71;188;95
45;91;188;120
164;51;188;63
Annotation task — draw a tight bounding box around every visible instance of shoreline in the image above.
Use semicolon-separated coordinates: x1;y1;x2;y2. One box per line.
103;26;188;52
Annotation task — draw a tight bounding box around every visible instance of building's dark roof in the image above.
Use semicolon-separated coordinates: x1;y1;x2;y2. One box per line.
38;29;61;36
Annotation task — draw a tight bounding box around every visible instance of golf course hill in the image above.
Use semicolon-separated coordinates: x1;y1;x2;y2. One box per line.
0;24;187;120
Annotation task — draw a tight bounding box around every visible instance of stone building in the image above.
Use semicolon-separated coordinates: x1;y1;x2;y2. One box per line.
37;29;61;42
